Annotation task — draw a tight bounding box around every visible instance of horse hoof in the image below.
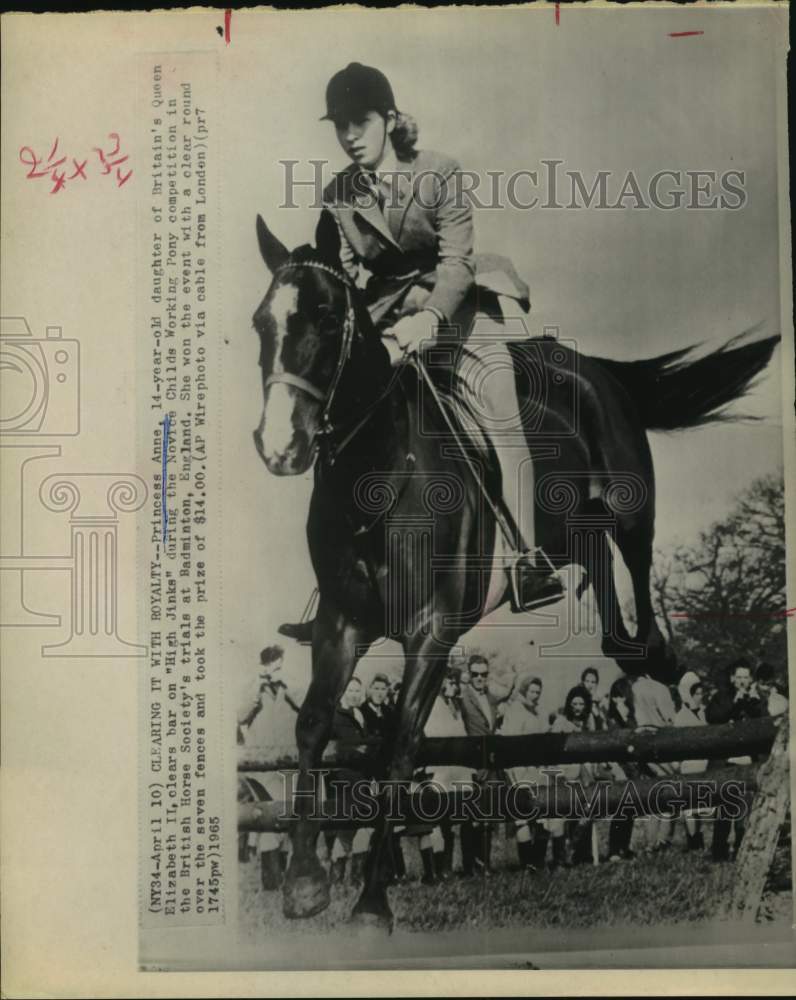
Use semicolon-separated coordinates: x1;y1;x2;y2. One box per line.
348;907;394;935
282;873;330;919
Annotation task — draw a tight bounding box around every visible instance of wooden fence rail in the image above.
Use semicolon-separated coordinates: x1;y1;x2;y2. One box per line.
238;714;790;924
238;717;776;772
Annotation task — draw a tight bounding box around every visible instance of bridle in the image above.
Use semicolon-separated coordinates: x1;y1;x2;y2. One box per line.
263;260;358;435
261;257;412;467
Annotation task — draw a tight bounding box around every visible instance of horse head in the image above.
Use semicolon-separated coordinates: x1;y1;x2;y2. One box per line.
252;211;365;475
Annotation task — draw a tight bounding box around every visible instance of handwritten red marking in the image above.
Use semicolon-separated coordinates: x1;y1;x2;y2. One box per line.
669;31;704;38
21;134;133;193
69;158;88;180
19;137;66;179
555;3;560;26
93;133;133;186
224;8;232;45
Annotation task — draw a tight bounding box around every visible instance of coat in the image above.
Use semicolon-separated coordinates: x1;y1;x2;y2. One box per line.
501;699;546;786
459;682;505;738
322;149;530;332
361;700;394;743
329;703;372;788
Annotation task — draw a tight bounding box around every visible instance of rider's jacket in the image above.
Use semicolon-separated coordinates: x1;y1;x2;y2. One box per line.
322;148;530;335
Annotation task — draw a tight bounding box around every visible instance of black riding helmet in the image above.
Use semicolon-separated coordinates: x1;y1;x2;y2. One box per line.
320;62;398;122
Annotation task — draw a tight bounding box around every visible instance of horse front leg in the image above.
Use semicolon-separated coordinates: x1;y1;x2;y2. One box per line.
349;625;453;932
283;599;371;919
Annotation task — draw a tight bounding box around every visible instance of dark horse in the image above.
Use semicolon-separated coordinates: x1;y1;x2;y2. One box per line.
251;210;779;930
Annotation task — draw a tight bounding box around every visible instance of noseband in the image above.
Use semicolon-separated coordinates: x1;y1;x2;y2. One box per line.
263;260;357;430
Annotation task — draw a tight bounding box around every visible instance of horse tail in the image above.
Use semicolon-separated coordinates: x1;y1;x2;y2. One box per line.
595;330;780;431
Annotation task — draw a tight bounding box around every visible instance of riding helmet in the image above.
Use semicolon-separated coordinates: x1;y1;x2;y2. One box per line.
320;62;398;122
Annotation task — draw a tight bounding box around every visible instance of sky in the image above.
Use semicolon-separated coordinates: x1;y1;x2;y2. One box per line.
219;6;788;712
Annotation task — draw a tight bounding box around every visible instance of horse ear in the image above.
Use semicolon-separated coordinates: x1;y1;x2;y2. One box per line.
256;214;289;274
315;209;341;263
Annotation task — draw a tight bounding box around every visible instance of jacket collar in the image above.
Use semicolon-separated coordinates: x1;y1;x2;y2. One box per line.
338;152;418;250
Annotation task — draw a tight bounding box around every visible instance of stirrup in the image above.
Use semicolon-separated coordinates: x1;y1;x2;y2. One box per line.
508;550;565;613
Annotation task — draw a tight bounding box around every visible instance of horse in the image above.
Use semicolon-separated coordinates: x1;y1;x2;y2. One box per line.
251;209;779;930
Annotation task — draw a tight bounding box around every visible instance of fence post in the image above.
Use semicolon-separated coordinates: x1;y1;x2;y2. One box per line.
724;714;790;923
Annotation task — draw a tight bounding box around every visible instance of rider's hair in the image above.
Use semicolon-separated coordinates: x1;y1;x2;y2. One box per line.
728;657;752;676
468;653;489;670
581;666;599;683
260;644;284;666
391;111;419;159
370;672;390;687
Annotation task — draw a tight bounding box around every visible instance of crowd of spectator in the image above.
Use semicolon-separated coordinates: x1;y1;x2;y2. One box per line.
237;644;788;891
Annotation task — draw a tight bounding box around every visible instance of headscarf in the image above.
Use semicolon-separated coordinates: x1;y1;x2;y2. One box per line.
677;670;702;711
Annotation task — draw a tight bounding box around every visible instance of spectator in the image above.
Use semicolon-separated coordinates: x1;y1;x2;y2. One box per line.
460;655;514;736
674;671;709;852
706;658;765;862
755;662;789;717
706;658;764;727
459;654;516;875
631;670;679;853
237;645;300;890
362;672;395;742
327;677;372;885
501;675;549;871
360;672;407;882
546;684;595;868
605;676;639;862
581;667;606;730
419;672;473;883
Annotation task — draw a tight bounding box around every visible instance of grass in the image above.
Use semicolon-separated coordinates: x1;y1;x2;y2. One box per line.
238;821;792;940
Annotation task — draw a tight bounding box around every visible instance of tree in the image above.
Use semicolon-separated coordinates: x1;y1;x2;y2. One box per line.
650;473;788;689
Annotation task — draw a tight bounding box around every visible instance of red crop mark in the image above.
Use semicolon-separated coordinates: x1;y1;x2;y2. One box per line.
555;2;560;26
669;31;704;38
224;9;232;45
670;607;795;621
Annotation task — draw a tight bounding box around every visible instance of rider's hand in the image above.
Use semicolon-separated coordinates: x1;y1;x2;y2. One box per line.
390;310;440;356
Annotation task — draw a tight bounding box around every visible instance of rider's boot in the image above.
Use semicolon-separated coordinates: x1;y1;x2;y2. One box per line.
278;618;315;644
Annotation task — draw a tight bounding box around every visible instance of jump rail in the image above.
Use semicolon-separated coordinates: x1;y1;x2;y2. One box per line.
239;715;791;922
238;717;777;772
